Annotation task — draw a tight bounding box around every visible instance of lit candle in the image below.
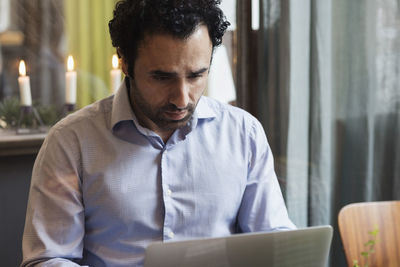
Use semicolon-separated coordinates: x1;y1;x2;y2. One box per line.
18;60;32;106
65;55;77;104
110;54;122;93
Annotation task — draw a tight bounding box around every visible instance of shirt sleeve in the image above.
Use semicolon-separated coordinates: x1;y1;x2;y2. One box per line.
21;127;86;267
237;120;296;232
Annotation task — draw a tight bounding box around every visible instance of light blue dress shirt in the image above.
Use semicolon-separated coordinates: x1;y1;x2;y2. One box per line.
21;80;295;267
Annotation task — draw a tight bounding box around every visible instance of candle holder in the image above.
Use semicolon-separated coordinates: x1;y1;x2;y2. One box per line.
16;106;46;135
62;103;76;117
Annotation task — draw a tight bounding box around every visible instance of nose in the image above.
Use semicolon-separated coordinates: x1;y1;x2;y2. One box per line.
169;79;190;109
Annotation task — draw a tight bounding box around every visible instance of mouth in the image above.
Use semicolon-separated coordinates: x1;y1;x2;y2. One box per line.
163;110;188;121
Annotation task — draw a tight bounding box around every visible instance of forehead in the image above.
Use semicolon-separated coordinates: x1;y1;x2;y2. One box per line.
135;25;213;70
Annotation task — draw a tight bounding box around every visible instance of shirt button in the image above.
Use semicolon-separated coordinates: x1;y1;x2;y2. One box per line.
168;231;175;239
166;189;172;197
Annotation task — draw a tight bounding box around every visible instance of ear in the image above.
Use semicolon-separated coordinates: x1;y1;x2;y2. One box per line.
121;58;129;77
117;48;129;76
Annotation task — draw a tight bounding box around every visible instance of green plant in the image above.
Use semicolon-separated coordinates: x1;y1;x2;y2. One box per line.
0;96;22;128
36;104;60;126
353;225;379;267
0;97;60;129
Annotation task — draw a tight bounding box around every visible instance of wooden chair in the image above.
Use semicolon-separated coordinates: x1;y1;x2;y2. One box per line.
338;201;400;267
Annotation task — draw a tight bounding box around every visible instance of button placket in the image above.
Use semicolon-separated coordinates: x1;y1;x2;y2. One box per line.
166;188;172;197
168;231;175;239
161;147;174;240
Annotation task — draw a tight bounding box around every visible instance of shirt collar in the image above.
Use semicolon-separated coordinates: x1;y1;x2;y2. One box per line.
111;78;136;129
194;95;217;120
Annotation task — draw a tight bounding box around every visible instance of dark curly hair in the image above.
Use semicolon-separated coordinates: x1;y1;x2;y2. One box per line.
109;0;230;77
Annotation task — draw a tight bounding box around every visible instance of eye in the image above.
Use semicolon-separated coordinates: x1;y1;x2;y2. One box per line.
188;73;203;80
152;74;171;81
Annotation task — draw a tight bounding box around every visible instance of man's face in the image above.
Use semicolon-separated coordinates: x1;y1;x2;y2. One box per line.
125;25;213;137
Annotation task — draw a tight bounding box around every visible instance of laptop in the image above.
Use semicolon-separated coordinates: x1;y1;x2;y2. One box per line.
144;225;333;267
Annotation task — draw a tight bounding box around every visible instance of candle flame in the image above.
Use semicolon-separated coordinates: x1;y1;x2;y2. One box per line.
67;55;75;71
19;60;26;76
112;54;119;69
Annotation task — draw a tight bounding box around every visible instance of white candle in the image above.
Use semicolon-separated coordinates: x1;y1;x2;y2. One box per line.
18;60;32;106
110;54;122;93
65;55;77;104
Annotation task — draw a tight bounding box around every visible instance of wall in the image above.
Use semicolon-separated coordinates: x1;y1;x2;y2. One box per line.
0;147;40;266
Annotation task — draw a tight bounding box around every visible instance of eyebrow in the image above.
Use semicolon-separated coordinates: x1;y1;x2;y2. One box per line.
190;67;209;76
149;67;209;77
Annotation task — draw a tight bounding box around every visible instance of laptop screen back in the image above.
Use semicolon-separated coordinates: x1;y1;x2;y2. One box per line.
144;225;333;267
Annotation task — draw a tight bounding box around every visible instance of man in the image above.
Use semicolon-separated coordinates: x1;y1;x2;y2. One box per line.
21;0;295;266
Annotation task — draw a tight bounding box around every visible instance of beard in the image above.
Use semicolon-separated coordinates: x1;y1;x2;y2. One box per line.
130;79;196;131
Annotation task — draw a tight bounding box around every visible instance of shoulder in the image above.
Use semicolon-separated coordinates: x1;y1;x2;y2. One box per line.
50;95;114;136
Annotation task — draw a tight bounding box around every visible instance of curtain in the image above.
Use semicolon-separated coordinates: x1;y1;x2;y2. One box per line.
11;0;117;108
237;0;400;266
19;0;65;106
0;0;10;32
65;0;118;108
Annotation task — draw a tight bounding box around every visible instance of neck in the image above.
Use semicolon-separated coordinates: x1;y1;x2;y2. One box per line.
126;78;174;143
158;131;174;143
